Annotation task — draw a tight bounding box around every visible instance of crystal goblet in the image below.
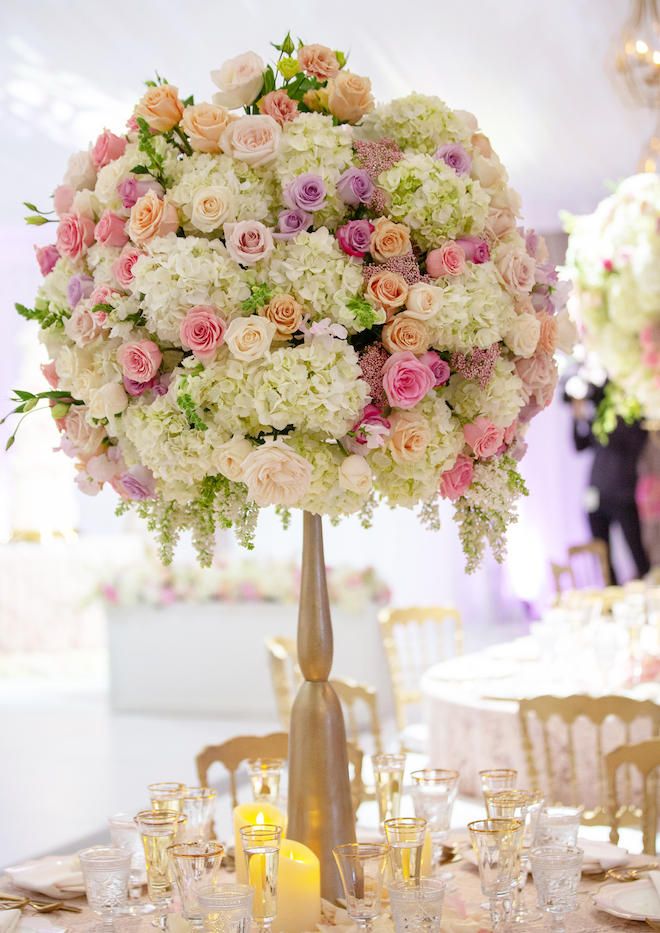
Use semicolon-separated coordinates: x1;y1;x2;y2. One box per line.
372;754;406;828
333;843;391;933
468;819;524;933
78;847;132;930
181;788;217;843
529;845;584;933
388;878;446;933
148;782;187;813
169;842;224;931
384;817;427;884
108;812;154;915
534;807;581;847
479;769;517;806
245;759;284;807
197;883;254;933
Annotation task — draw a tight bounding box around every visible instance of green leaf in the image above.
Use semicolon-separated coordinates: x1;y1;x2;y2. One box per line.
12;390;35;401
145;80;157;87
131;165;151;174
15;302;41;321
25;215;49;225
335;50;347;69
92;302;113;314
181;94;194;108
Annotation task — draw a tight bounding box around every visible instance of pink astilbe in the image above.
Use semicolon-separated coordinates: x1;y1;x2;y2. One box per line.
362;250;429;286
358;343;390;408
353;137;404;179
451;343;500;390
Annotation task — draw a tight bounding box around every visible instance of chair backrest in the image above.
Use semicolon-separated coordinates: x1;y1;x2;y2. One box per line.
550;562;575;598
378;606;463;732
265;636;302;729
519;695;660;825
606;737;660;854
331;676;383;756
568;541;611;588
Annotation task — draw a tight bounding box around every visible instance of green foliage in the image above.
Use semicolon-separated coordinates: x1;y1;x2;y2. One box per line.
272;33;295;55
136;116;167;184
347;296;378;329
15;301;66;330
131;165;151;175
592;382;643;444
242;283;273;312
25;215;51;226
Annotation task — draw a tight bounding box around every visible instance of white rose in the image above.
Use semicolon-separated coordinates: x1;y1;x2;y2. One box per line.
338;454;373;494
211;52;266;110
455;109;478;135
63;149;97;190
72;368;101;402
213;436;254;481
504;314;541;358
190;186;233;232
225;316;276;361
405;283;444;321
555;308;578;355
89;382;129;420
242;438;312;506
485;208;517;241
95;160;131;206
72;188;100;221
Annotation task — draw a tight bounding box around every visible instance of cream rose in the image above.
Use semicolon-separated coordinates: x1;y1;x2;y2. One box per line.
190;186;233;232
241;438;312;506
137;85;184;132
64;304;103;347
95;160;131;205
504;314;541;358
471;151;507;190
365;270;408;313
405;283;444;321
181;103;233;153
369;217;411;262
327;72;374;124
382;314;430;355
496;247;536;295
485;208;517;241
72;189;100;222
63;407;105;454
555;309;578;355
211;52;265;110
260;293;304;336
225;316;276;361
219;115;281;166
128;189;179;245
387;411;431;464
63;149;97;191
338;454;373;494
213;436;254;481
89;382;129;420
490;186;522;217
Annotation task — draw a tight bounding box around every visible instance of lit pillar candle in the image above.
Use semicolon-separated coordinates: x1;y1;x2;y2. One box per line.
272;839;321;933
421;829;433;878
233;802;286;885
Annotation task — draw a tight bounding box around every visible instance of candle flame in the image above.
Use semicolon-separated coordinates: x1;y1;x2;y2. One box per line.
256;813;265;825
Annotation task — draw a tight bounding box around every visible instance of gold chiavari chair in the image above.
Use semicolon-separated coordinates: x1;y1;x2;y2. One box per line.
378;606;463;746
265;636;302;729
330;677;384;758
568;540;611;588
550;562;575;598
606;738;660;854
519;695;660;826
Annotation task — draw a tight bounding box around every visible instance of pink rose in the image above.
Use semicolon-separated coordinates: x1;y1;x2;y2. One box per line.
41;360;59;389
53;185;75;216
117;340;162;383
463;417;505;459
439;455;474;501
179;305;227;360
381;351;436;410
111;246;144;289
91;129;127;169
35;244;60;276
644;348;660;369
56;212;95;261
89;284;121;306
95;210;129;248
224;220;274;265
515;352;558;409
219;115;282;167
297;44;340;81
503;419;518;446
427;241;466;277
258;90;299;126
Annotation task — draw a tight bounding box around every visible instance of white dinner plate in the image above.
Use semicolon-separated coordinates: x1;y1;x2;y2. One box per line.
594;879;660;921
4;856;84;899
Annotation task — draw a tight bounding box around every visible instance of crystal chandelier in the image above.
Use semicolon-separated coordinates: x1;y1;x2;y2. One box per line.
609;0;660;108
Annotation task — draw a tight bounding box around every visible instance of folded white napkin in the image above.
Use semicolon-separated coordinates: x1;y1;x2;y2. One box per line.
0;910;21;933
649;870;660;907
4;857;84;899
578;837;629;872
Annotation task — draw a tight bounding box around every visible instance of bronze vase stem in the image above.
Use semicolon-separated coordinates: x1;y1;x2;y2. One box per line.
286;511;356;902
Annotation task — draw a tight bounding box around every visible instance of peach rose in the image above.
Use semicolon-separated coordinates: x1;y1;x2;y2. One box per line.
213;436;254;481
387;411;431;464
241;438;312;506
219;115;281;167
260;293;304;336
225;316;276;361
382;314;430;355
327;72;374;124
555;309;578;355
485;208;517;241
496;247;536;295
128;189;179;246
370;217;411;262
515;352;559;409
258;90;299;126
338;454;373;494
536;311;558;354
405;283;444;321
366;270;408;314
504;314;541;359
181;103;233;153
490;186;522;217
471;132;494;158
136;85;184;132
471;151;507;190
298;44;340;81
191;186;233;232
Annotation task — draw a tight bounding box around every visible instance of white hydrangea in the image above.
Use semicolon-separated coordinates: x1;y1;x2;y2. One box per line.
133;234;251;342
256;228;366;331
377;154;489;249
39;257;77;321
361;93;472;154
286;433;367;517
86;243;122;286
426;263;517;351
443;357;524;427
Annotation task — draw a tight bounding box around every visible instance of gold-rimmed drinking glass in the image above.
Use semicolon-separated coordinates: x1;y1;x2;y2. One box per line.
168;842;224;932
485;791;534;925
479;769;517;806
372;753;406;828
384;817;427;883
333;843;391;933
245;759;284;807
411;769;459;880
148;782;187;813
509;789;545;924
135;809;187;929
239;824;282;933
468;819;524;933
181;788;217;843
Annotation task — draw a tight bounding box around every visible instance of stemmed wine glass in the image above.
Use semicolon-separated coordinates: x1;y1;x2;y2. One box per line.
468;819;524;933
411;769;459;879
530;845;584;932
78;847;132;931
135;809;187;929
333;843;391;933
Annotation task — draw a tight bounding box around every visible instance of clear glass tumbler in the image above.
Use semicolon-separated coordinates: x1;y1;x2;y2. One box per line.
197;883;254;933
148;782;187;813
534;807;581;847
384;817;427;884
181;788;217;843
333;843;391;933
169;842;224;931
411;769;459;879
529;845;584;933
245;759;284;807
135;809;187;929
239;824;282;933
78;846;132;929
372;754;406;829
388;878;446;933
108;812;153;914
468;819;524;933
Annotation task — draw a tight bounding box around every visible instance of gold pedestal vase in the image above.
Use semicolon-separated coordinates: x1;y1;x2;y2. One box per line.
286;511;356;903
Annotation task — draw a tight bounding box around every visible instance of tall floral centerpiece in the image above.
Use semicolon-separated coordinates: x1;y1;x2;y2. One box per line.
565;173;660;433
8;36;573;899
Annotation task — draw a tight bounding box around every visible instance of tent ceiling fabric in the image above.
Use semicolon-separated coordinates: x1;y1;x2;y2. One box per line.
0;0;652;230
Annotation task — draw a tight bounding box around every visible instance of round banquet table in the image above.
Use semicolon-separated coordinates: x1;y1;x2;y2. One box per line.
421;635;660;802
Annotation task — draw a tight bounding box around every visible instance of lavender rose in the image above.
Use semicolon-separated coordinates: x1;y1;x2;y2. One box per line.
336;167;374;206
67;273;95;308
454;236;490;264
336;219;374;258
118;176;165;210
120;464;157;500
418;350;450;386
434;142;472;176
282;172;327;212
272;208;313;241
